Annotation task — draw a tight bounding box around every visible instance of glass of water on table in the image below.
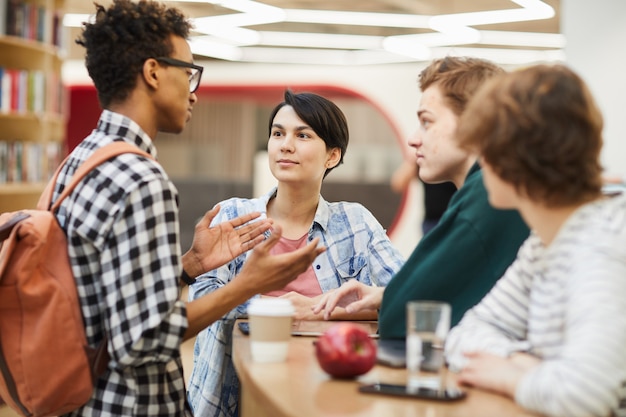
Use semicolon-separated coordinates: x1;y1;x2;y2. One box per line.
406;301;451;392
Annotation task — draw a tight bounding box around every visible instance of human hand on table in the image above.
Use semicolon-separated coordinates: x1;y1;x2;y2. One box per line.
311;280;384;320
456;351;541;398
277;292;325;320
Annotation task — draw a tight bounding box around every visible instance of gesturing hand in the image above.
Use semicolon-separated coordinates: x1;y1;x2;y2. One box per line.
236;225;326;295
182;205;273;278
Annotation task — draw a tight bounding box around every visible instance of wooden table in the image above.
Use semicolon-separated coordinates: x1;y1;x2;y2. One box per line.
232;321;540;417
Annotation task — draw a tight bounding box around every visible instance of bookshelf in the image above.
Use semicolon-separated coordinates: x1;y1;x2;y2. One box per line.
0;0;65;213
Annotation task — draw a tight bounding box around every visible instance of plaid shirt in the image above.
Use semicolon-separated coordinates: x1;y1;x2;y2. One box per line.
54;111;190;417
187;188;405;417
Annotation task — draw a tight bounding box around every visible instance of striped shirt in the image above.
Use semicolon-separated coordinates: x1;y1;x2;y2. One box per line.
446;194;626;417
54;111;190;417
187;187;405;417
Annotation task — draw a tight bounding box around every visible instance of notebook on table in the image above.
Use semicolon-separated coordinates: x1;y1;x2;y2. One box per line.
291;320;379;337
237;320;379;338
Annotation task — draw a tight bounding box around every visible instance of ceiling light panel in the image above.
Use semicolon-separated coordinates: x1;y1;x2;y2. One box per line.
66;0;563;65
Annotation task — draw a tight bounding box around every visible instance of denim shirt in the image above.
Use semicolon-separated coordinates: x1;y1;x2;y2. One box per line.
187;187;404;417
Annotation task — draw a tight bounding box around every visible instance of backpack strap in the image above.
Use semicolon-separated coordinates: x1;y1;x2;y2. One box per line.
0;212;30;242
40;142;153;213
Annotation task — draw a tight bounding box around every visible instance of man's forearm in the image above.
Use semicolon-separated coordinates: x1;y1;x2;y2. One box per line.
181;251;204;279
183;277;256;341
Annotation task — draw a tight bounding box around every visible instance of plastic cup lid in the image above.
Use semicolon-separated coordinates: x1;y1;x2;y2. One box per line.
247;298;295;317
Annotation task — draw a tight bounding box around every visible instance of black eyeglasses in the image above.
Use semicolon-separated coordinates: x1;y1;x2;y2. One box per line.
154;57;204;93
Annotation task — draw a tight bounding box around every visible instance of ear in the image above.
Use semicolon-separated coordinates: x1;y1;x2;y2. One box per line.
142;58;160;91
325;147;342;169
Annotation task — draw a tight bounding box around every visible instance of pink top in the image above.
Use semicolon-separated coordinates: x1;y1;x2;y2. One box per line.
263;233;323;297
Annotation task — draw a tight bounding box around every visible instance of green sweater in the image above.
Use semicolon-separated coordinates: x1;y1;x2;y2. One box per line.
379;164;529;339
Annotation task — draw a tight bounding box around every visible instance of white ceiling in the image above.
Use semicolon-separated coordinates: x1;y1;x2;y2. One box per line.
63;0;562;65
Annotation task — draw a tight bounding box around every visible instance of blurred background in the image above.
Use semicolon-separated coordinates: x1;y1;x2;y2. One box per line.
60;0;626;256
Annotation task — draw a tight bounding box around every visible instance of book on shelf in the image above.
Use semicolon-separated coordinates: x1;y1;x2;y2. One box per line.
0;140;63;184
0;140;7;183
0;66;7;112
0;0;7;37
2;0;62;46
6;140;21;183
0;66;59;114
52;7;63;49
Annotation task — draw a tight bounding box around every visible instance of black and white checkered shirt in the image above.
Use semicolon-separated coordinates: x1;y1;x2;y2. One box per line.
54;110;191;416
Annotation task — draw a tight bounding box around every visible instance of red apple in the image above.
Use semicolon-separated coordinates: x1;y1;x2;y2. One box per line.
315;323;377;378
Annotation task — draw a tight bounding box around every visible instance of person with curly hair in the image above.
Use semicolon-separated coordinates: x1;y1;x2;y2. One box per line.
59;1;324;416
446;64;626;417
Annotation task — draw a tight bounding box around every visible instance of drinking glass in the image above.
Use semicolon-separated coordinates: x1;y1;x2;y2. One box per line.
406;301;451;392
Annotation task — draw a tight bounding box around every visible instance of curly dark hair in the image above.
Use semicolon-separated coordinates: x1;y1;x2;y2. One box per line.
268;90;349;178
457;64;604;207
76;0;191;108
418;56;504;117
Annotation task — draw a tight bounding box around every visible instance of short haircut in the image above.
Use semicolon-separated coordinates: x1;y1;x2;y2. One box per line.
76;0;191;108
268;90;349;178
418;56;504;116
458;64;604;207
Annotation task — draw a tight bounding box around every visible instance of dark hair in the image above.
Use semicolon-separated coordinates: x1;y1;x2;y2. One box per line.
75;0;191;108
418;56;504;116
268;90;349;178
457;64;604;207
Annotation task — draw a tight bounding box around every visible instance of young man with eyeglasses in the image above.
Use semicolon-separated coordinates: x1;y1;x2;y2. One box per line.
57;1;324;416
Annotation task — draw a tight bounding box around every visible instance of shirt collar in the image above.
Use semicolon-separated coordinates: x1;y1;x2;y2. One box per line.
466;161;481;179
97;110;158;159
313;194;330;231
260;187;332;232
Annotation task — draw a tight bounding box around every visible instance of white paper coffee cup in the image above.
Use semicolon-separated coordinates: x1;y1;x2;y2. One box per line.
247;298;295;363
